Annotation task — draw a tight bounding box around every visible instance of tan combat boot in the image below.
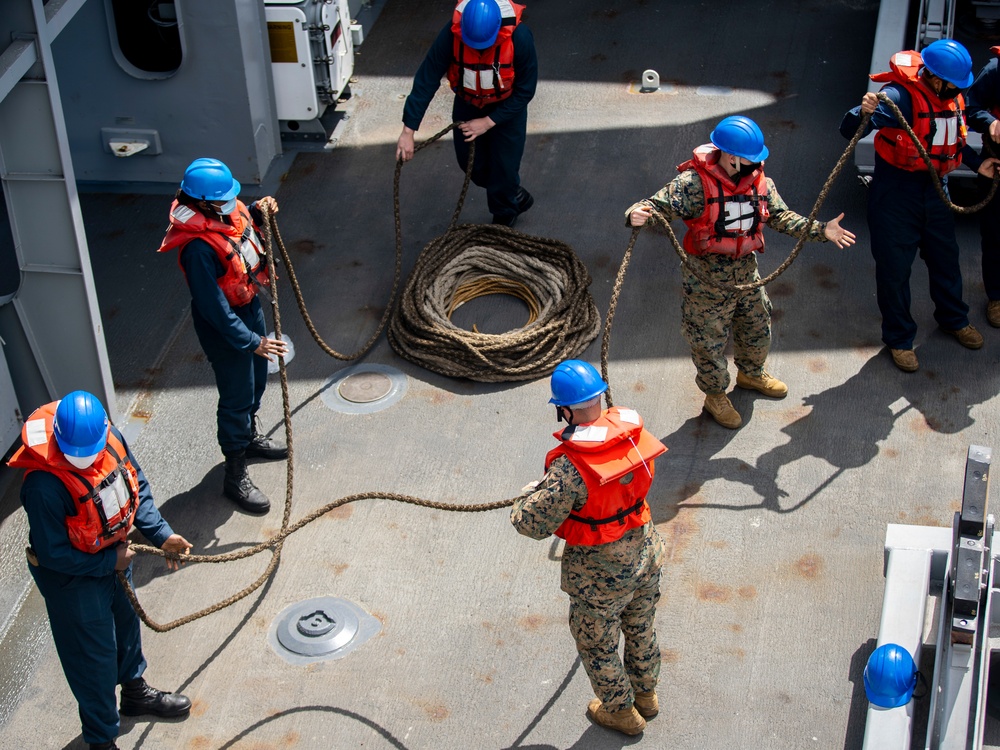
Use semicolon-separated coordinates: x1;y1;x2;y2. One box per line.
890;348;918;373
945;324;984;349
703;392;742;429
633;691;659;719
736;369;788;398
988;300;1000;328
587;699;646;736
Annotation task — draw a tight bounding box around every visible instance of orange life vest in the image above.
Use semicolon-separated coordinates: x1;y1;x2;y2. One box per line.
545;407;667;546
7;402;140;554
870;50;967;176
157;200;271;308
447;0;524;107
677;144;770;258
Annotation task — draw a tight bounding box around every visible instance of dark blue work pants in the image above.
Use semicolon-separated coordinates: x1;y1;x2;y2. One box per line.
867;167;970;349
978;175;1000;301
29;564;145;745
452;97;527;220
193;296;268;454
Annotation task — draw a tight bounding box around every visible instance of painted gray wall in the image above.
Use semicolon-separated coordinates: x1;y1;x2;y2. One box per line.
51;0;281;188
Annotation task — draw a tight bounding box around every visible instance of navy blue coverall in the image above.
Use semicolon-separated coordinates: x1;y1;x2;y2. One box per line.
963;57;1000;304
21;427;173;745
841;85;982;349
179;203;268;455
402;22;538;221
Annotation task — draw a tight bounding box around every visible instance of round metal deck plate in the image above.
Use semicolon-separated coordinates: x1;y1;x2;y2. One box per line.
337;371;393;403
269;596;381;664
320;364;408;415
276;600;359;657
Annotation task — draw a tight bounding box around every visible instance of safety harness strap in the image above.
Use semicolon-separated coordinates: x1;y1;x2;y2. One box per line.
567;497;645;532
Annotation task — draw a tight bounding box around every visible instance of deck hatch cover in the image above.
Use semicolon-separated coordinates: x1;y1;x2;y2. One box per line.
320;364;408;414
338;371;393;403
269;597;381;663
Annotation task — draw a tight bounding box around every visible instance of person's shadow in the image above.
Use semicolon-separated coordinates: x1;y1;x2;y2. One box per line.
753;345;999;507
648;345;1000;524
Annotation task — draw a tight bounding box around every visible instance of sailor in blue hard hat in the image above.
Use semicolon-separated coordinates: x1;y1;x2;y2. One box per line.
511;360;668;736
396;0;538;228
7;391;192;750
626;117;856;428
843;39;1000;372
158;158;289;514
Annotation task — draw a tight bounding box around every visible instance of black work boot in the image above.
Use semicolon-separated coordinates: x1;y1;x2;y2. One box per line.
89;742;119;750
245;416;288;460
223;450;271;514
119;677;192;718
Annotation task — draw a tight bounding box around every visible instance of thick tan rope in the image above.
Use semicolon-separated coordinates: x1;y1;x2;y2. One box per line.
388;228;601;382
255;123;465;362
116;124;543;631
385;126;600;382
124;92;991;624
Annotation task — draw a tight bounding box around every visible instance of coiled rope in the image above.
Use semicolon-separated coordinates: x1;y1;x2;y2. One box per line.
386;132;600;382
388;224;601;381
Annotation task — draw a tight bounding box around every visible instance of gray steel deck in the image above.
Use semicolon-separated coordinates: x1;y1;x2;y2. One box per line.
3;0;1000;748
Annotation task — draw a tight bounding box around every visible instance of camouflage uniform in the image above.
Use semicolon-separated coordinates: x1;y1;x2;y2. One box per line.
511;454;665;711
627;170;829;394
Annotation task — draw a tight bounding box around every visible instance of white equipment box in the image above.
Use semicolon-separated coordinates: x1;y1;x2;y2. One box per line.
264;0;354;122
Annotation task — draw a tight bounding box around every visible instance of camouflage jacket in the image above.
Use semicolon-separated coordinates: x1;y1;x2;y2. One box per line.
511;455;665;599
625;169;829;241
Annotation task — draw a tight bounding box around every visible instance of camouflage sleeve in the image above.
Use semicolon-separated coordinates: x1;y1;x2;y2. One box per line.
764;178;828;241
510;455;588;540
624;170;705;226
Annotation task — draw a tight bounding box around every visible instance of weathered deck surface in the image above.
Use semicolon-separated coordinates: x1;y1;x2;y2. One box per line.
4;1;1000;748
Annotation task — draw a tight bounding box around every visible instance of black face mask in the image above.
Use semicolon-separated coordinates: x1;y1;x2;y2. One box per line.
738;162;761;179
940;85;960;100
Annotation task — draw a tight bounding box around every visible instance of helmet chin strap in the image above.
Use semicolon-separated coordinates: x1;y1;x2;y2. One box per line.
555;406;574;425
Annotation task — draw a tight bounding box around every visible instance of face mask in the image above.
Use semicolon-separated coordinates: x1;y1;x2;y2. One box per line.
215;198;237;215
65;453;99;469
738;162;761;179
940;85;960;100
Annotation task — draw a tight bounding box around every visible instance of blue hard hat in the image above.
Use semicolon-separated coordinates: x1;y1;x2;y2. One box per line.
921;39;973;88
53;391;109;458
710;116;769;162
864;643;917;708
549;360;608;406
180;158;241;202
461;0;502;49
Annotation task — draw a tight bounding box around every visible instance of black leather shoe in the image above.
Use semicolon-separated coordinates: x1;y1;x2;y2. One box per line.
223;451;271;514
90;742;119;750
120;678;192;718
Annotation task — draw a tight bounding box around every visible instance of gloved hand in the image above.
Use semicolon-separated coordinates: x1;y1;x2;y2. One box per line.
520;479;541;494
